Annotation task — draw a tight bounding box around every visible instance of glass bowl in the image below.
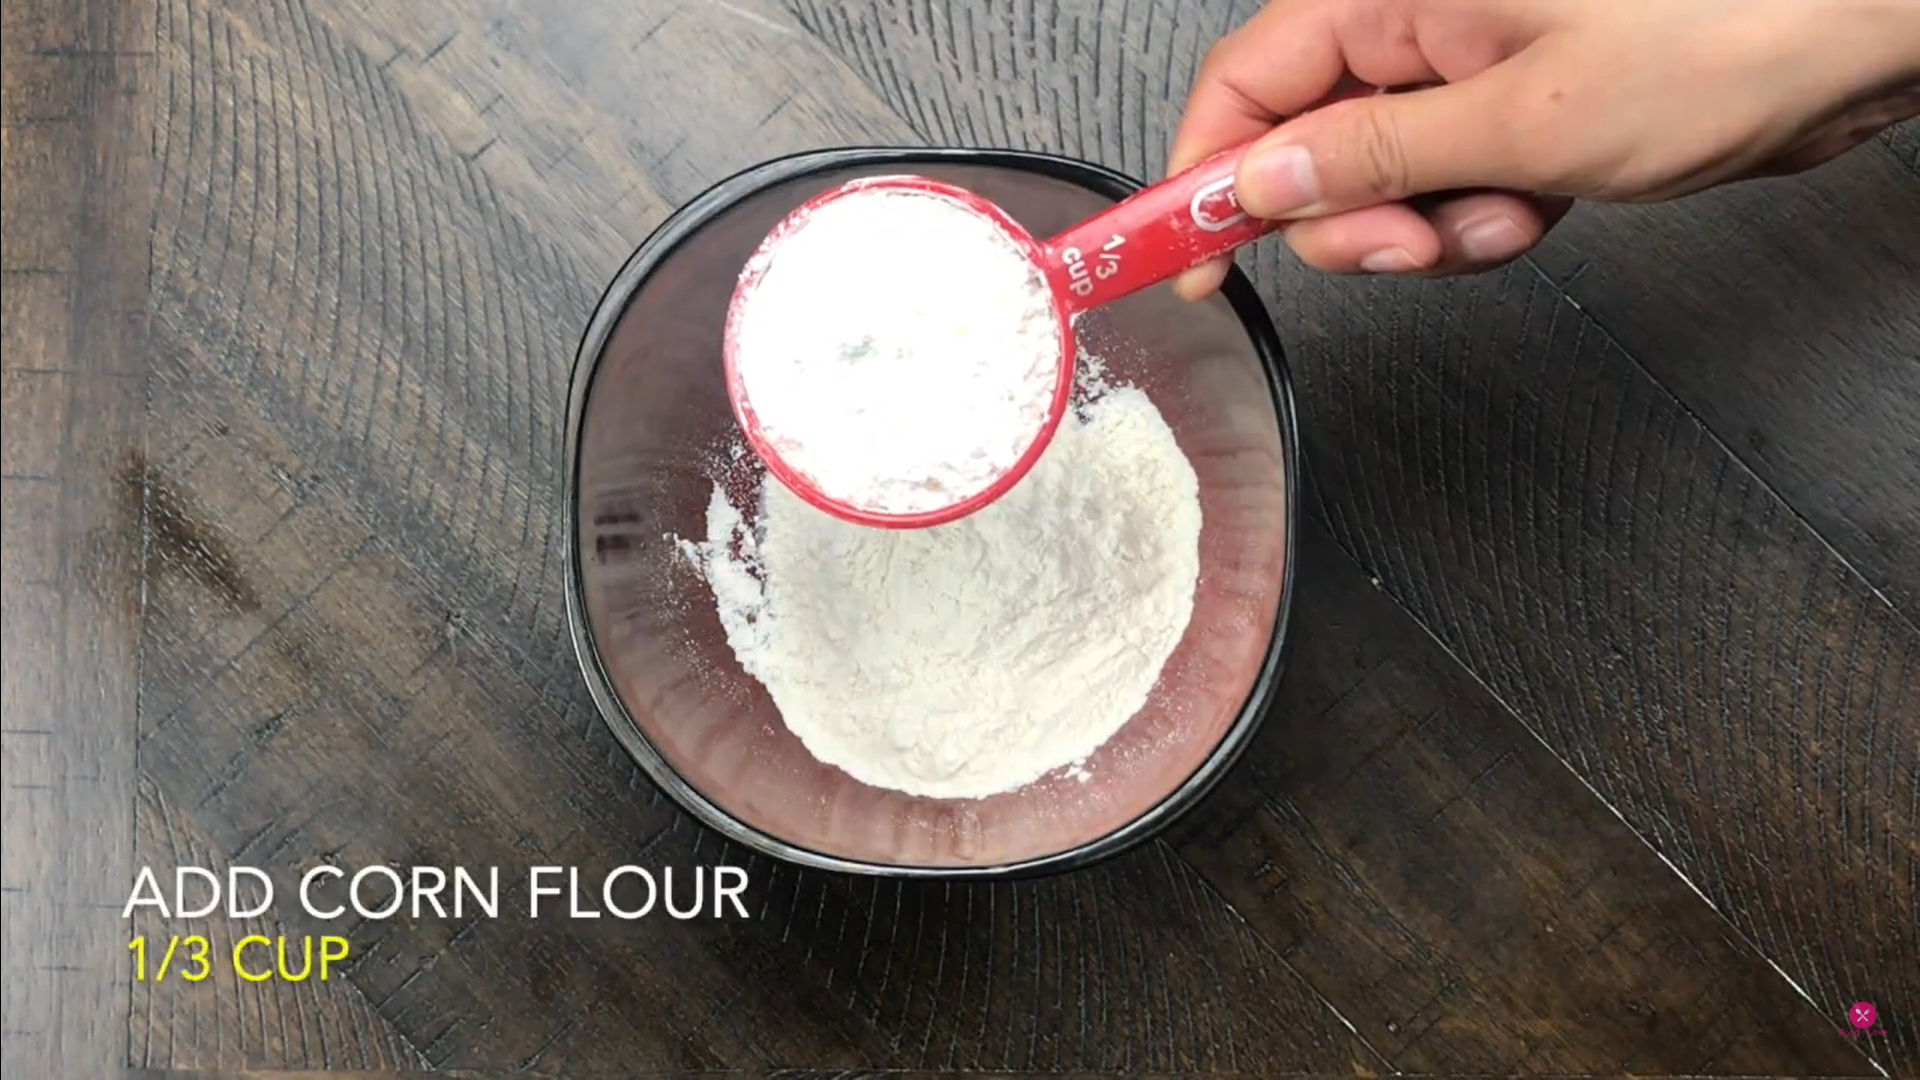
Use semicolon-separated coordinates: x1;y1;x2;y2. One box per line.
565;148;1299;878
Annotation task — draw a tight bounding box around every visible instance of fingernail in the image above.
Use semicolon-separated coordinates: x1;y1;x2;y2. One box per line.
1359;247;1419;273
1459;214;1529;263
1240;143;1320;217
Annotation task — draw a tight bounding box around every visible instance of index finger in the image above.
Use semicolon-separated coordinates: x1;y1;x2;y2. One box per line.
1166;0;1347;174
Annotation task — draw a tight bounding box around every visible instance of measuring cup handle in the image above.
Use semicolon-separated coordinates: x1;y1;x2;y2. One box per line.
1038;142;1274;313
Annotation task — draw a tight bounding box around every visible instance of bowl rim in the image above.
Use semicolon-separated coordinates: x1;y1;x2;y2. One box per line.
562;146;1302;880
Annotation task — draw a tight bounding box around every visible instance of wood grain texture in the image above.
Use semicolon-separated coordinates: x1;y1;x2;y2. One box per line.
0;0;152;1074
1174;523;1869;1076
129;779;425;1072
770;0;1918;1074
1529;147;1920;614
1281;220;1917;1078
6;0;1914;1073
123;1060;1382;1068
1883;118;1917;173
135;0;1368;1072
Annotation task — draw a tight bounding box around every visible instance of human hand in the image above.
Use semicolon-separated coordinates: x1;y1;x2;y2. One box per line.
1168;0;1920;297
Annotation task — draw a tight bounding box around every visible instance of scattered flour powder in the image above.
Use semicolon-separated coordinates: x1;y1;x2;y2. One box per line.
676;368;1203;800
728;186;1063;515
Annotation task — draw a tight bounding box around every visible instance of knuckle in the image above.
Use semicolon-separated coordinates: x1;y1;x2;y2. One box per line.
1194;40;1223;75
1190;47;1236;105
1192;38;1235;88
1345;105;1411;200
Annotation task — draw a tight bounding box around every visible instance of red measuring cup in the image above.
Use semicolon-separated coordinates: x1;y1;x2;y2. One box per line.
722;139;1279;530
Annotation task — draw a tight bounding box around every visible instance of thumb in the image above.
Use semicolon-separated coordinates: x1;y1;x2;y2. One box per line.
1233;67;1542;219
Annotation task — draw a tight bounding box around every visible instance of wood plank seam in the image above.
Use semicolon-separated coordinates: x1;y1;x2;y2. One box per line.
1504;251;1920;639
750;3;1914;1073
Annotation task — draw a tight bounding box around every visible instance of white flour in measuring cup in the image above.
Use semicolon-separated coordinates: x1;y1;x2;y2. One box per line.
728;188;1062;515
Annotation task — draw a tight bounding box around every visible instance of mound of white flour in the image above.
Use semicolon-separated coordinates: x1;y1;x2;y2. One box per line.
677;379;1202;799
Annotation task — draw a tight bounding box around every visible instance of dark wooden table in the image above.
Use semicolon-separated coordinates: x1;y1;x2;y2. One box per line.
4;0;1916;1075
